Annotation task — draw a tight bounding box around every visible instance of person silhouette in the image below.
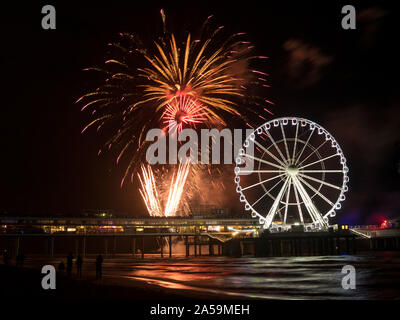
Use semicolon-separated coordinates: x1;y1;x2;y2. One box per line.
96;254;103;279
76;255;83;277
66;252;73;278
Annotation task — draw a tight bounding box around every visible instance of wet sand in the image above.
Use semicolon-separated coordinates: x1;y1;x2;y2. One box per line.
0;263;236;301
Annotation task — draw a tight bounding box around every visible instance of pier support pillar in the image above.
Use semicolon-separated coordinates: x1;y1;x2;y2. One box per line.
318;238;323;255
292;239;296;256
105;238;108;256
160;237;164;258
324;238;329;255
169;235;172;258
307;239;312;256
298;239;302;256
185;236;189;257
83;236;86;257
132;237;136;258
336;237;340;255
141;237;144;259
311;238;316;256
194;236;197;257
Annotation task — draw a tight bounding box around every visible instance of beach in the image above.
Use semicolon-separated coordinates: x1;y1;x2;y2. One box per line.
2;251;400;301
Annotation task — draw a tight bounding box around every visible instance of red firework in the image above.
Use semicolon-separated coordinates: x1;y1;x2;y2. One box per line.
163;94;208;133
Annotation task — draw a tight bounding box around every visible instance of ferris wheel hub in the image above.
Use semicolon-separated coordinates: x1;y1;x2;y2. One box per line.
286;165;299;176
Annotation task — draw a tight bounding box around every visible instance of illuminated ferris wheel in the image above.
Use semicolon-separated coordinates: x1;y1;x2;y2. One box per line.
234;117;349;231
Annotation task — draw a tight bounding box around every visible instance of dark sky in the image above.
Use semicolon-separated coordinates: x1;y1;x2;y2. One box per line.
1;1;399;223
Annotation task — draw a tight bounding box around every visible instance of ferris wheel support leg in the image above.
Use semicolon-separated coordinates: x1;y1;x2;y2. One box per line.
292;176;328;228
264;178;290;229
283;178;292;226
293;181;304;224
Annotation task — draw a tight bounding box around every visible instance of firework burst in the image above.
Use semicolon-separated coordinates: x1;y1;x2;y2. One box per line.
79;10;273;217
78;11;272;186
163;95;207;134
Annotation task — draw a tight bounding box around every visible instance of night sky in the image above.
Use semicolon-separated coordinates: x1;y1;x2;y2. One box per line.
1;1;399;223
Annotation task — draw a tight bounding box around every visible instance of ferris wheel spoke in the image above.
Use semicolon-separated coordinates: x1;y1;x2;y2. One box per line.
251;193;269;207
292;122;299;164
264;129;288;164
280;123;291;162
242;153;284;169
297;140;328;167
253;139;286;167
292;178;318;223
274;205;286;223
292;179;304;224
292;176;327;227
264;177;290;229
300;170;343;173
298;153;339;170
297;175;335;207
242;173;285;191
298;173;342;190
251;178;285;207
267;178;286;195
283;178;292;225
294;128;315;165
238;169;284;174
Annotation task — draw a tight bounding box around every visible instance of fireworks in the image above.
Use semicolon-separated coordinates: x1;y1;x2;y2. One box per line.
137;165;162;217
79;10;272;217
138;163;190;217
164;163;191;217
163;95;207;133
78;11;271;186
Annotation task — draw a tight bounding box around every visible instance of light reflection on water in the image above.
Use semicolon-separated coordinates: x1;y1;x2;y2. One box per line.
101;252;400;300
26;251;400;299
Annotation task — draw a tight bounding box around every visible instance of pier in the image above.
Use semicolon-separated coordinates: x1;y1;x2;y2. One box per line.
1;216;400;258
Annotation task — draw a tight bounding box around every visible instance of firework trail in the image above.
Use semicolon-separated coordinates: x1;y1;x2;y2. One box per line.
79;10;272;216
138;163;190;217
78;11;271;184
164;163;191;217
137;165;163;217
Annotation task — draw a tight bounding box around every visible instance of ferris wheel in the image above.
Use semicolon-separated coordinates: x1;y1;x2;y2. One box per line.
234;117;349;231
